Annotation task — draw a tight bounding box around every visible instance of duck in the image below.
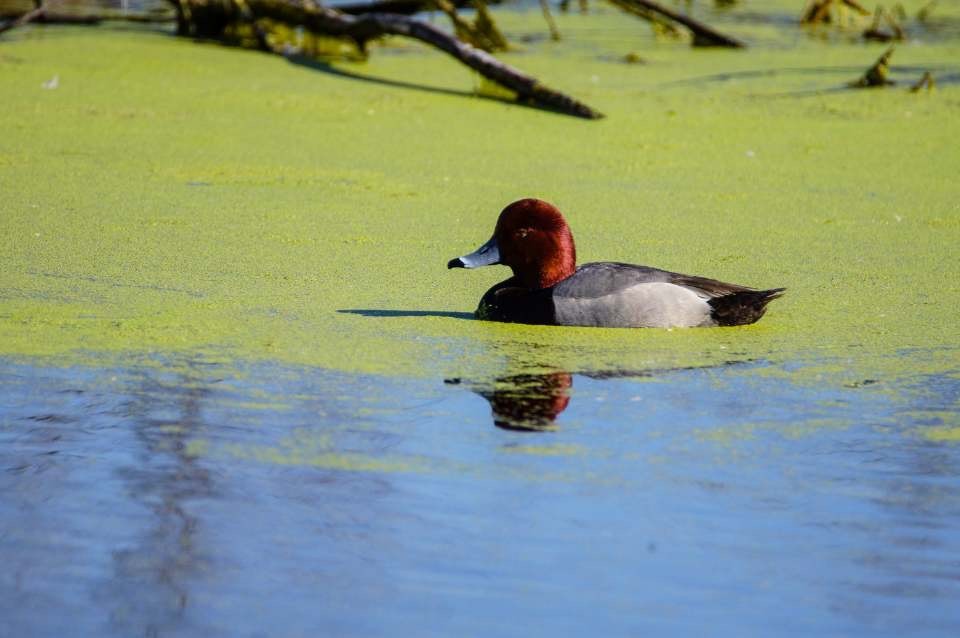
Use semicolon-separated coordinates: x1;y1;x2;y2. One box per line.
447;198;785;328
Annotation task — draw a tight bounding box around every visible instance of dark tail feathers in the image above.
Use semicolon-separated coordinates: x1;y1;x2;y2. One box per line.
708;288;785;326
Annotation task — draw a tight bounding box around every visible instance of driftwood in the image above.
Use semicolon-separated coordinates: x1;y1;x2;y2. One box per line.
607;0;745;47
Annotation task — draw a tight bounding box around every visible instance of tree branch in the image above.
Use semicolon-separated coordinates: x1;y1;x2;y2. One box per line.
243;0;603;118
607;0;745;47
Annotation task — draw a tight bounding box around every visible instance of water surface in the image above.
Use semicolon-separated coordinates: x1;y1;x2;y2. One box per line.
2;353;958;636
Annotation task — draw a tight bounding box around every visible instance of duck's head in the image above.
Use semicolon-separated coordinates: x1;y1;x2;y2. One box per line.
447;198;577;289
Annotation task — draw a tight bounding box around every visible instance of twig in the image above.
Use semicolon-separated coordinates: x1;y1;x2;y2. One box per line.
607;0;744;47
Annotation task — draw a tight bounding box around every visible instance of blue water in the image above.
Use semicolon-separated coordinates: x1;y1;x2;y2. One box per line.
1;355;959;637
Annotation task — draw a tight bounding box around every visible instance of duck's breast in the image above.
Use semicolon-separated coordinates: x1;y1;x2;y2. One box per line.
552;263;716;328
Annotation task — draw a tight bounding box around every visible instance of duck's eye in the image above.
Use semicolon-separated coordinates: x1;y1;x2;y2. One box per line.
516;228;531;239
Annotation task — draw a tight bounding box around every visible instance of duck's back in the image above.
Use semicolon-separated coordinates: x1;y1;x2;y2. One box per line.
552;262;783;328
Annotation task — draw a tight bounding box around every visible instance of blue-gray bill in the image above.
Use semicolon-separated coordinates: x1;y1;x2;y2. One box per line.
447;236;500;269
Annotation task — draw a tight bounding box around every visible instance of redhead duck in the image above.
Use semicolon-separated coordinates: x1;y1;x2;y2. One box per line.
447;198;785;328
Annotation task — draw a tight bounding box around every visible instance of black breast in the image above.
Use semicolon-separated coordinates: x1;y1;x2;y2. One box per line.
475;278;556;325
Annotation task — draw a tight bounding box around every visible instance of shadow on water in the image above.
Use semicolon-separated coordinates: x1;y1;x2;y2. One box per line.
339;308;474;320
285;55;585;119
656;64;960;94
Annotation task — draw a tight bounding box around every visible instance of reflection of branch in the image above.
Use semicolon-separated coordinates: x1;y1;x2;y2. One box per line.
0;3;45;35
607;0;744;47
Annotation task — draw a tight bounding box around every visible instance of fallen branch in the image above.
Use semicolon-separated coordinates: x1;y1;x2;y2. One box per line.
3;0;601;118
158;0;600;118
607;0;744;47
0;3;45;35
605;0;680;38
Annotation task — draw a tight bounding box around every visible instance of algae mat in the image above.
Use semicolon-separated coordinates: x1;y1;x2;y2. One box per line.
1;5;959;383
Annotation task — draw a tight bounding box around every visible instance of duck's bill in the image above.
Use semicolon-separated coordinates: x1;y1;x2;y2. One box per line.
447;236;500;269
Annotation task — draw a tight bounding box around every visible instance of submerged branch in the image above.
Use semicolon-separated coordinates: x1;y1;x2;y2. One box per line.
607;0;744;47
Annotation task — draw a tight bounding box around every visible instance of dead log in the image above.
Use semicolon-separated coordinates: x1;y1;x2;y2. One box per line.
190;0;602;117
1;0;601;119
607;0;744;47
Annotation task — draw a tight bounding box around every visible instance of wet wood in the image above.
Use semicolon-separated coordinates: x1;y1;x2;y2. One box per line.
0;0;601;119
607;0;744;47
180;0;606;119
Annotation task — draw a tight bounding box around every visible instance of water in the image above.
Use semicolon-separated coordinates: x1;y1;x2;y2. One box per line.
2;355;958;637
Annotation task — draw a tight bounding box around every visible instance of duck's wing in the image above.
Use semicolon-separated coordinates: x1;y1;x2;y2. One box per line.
552;263;717;328
552;263;785;328
555;262;753;300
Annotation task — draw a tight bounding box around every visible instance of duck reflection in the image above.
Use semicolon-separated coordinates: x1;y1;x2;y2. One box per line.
449;372;573;431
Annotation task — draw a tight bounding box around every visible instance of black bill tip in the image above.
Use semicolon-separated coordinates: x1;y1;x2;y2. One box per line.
447;258;465;269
